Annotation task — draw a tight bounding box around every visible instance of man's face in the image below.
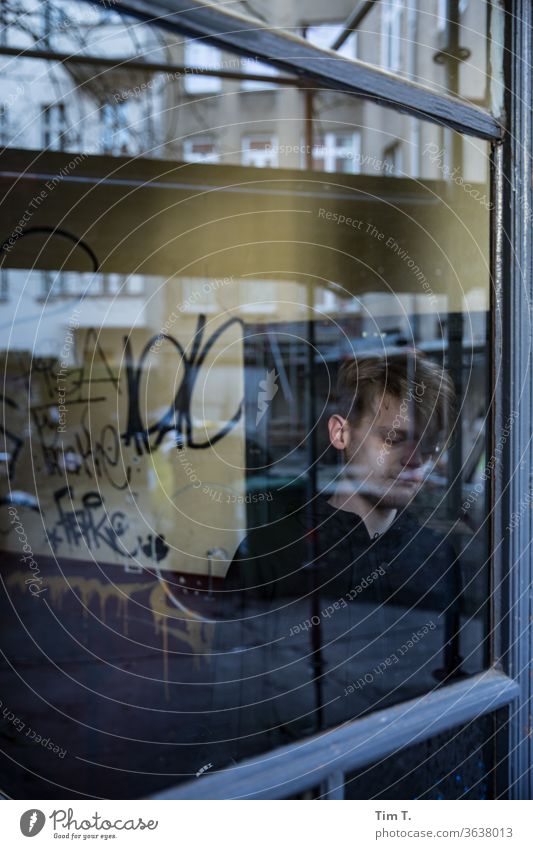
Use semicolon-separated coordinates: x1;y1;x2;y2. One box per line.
329;392;438;508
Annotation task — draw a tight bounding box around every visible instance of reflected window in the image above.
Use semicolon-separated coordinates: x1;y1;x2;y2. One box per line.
383;141;404;176
183;40;222;94
381;0;404;73
42;102;67;151
312;131;361;174
0;104;8;146
183;135;219;163
0;269;8;302
101;102;131;155
241;134;278;168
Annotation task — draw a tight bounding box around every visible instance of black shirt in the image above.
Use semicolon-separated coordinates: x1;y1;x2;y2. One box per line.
205;494;464;767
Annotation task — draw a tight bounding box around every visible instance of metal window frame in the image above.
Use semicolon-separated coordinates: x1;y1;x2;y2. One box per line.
78;0;527;799
150;671;518;800
495;0;533;801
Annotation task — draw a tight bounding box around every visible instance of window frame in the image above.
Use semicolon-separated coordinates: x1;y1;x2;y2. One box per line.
241;133;278;168
82;0;528;800
42;102;68;151
380;0;404;73
310;130;362;174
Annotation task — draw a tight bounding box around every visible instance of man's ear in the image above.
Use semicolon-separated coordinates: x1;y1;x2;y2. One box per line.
328;414;350;450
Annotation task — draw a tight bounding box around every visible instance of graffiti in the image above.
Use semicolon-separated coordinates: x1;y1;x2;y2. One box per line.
5;571;212;679
45;486;169;562
1;314;245;572
31;405;130;491
8;328;129;488
123;313;244;455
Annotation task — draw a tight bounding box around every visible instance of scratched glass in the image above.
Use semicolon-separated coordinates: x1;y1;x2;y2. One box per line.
0;2;491;799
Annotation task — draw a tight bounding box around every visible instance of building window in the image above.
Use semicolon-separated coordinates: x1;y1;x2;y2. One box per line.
241;135;278;168
0;104;8;147
0;269;8;302
381;0;404;72
42;103;67;151
101;103;130;155
183;135;219;163
311;131;361;173
383;141;404;175
240;58;279;91
183;40;222;94
304;21;358;59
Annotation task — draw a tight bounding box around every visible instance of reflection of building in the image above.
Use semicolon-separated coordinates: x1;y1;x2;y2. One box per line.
0;0;488;183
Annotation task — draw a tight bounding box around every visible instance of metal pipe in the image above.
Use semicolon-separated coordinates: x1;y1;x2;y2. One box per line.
0;44;298;85
330;0;381;52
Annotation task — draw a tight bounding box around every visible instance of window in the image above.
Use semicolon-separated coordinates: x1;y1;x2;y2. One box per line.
183;39;222;94
383;141;404;176
1;0;528;806
41;103;67;151
0;269;8;301
0;106;492;796
183;135;219;163
0;104;8;146
241;134;278;168
304;21;358;59
381;0;404;72
311;131;361;173
101;102;130;155
240;58;279;91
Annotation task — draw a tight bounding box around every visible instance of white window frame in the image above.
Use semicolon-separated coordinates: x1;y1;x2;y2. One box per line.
383;140;404;176
0;104;8;147
183;135;220;163
183;39;222;94
310;131;361;174
241;134;278;168
101;102;131;155
42;103;67;151
381;0;404;73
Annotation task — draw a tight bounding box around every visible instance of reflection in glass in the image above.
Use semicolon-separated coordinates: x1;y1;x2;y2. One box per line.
0;2;492;799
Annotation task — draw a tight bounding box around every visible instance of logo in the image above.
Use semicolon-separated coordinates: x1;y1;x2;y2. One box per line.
20;810;46;837
256;369;279;425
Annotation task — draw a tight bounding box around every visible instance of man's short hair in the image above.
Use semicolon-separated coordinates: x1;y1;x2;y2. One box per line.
335;352;456;440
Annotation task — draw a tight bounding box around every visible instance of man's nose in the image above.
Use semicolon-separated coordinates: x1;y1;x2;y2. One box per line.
401;441;423;467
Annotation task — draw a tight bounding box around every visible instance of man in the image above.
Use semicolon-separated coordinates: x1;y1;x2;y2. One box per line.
205;353;464;770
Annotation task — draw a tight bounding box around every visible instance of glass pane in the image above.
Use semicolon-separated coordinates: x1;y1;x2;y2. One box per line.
0;1;501;163
344;710;505;800
0;5;492;798
198;0;501;114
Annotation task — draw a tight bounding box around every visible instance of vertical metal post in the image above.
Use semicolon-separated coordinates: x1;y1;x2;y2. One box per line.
499;0;533;801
